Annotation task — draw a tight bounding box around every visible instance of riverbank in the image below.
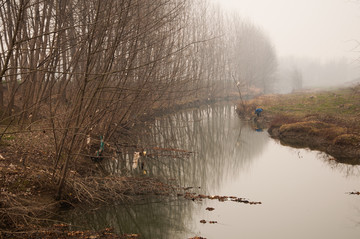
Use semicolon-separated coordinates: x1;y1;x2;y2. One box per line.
1;95;227;236
0;127;179;236
236;86;360;162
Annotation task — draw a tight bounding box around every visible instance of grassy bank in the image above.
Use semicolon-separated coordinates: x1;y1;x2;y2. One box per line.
236;86;360;162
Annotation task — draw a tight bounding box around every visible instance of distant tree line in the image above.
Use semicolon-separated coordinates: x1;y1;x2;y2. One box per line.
276;57;355;93
0;0;277;198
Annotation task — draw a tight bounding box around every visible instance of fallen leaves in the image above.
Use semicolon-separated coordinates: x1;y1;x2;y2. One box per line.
347;191;360;195
183;192;262;205
183;190;262;237
199;220;217;224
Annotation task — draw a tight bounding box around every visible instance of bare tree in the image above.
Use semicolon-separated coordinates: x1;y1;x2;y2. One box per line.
0;0;278;200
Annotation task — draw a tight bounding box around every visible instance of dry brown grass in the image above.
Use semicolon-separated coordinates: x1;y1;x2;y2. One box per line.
0;129;178;232
238;87;360;130
237;87;360;159
333;134;360;146
278;121;348;140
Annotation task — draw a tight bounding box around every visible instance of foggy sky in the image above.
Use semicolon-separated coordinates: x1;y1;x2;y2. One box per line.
211;0;360;61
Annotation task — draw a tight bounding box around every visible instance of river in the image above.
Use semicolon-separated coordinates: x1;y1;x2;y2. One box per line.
61;103;360;239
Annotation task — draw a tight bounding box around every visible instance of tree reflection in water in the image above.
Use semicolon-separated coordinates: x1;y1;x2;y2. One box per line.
62;197;194;239
59;104;360;238
318;153;360;178
137;103;270;193
61;103;270;238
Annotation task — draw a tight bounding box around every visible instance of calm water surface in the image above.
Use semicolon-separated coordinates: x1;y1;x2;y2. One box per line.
64;104;360;239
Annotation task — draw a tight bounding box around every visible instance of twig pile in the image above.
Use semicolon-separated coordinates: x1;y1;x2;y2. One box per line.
67;176;177;204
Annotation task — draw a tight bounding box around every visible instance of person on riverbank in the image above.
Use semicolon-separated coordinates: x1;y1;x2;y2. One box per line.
255;108;263;117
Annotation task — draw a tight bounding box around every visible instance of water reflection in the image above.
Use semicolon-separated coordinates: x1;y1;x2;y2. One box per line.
63;198;195;239
104;104;270;192
61;103;360;239
319;155;360;178
64;104;270;237
136;104;270;193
